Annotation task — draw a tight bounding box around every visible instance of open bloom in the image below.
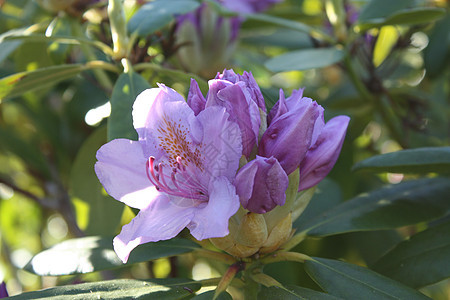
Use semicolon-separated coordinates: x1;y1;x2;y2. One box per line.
260;89;350;191
95;85;242;263
188;69;262;157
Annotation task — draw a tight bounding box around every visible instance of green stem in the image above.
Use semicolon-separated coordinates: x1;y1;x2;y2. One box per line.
108;0;129;59
71;21;114;90
343;54;406;147
250;272;283;288
260;251;311;265
85;60;121;73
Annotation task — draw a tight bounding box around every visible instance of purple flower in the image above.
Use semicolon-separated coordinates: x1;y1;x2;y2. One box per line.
95;84;242;263
235;156;289;214
0;282;8;299
188;69;262;158
260;89;349;190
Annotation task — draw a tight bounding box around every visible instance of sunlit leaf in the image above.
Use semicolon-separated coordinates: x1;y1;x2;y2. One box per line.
372;26;398;68
265;48;344;72
258;285;341;299
8;278;201;299
372;220;450;288
352;147;450;174
0;64;84;101
128;0;200;37
108;71;150;141
24;236;200;276
70;127;123;235
297;178;450;236
305;257;430;299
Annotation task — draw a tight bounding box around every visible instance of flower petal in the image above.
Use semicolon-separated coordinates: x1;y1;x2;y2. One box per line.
187;78;206;115
259;99;320;175
133;85;202;159
95;139;159;209
196;106;242;181
299;115;350;190
113;195;195;263
188;177;240;240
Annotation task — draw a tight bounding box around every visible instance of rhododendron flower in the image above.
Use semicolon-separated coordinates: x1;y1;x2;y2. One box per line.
235;156;289;213
188;69;262;157
95;85;242;263
260;89;350;191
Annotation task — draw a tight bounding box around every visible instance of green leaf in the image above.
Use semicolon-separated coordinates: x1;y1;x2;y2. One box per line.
108;71;150;141
258;285;341;299
245;14;334;44
305;257;430;299
0;64;85;101
192;290;233;299
297;177;450;237
294;179;342;230
357;0;411;23
372;220;450;288
352;147;450;174
372;26;398;67
24;236;200;276
70;127;123;235
128;0;200;37
358;7;446;30
424;14;450;77
265;48;344;72
8;278;201;299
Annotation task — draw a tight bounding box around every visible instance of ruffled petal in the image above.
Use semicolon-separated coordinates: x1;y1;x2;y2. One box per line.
196;106;242;181
113;195;195;263
133;84;202;159
299;115;350;190
95;139;159;209
188;177;240;240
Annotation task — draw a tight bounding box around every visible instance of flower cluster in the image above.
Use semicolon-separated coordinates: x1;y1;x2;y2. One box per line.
95;70;349;262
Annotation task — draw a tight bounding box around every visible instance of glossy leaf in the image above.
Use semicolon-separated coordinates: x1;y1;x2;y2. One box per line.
358;0;411;23
305;257;430;299
372;220;450;288
297;177;450;237
24;236;200;276
424;15;450;77
265;48;344;72
8;278;201;299
0;64;85;101
107;71;150;141
258;285;341;299
70;127;123;235
128;0;200;37
352;147;450;174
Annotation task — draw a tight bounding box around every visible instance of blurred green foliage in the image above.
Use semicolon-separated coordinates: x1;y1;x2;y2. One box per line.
0;0;449;298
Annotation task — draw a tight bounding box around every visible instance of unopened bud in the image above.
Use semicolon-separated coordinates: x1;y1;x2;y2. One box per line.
235;212;268;247
260;212;292;254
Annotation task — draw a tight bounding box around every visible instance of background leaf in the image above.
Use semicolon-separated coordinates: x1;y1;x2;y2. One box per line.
371;219;450;288
24;236;200;276
297;177;450;237
305;257;430;299
8;278;201;299
128;0;200;37
70;126;123;235
352;147;450;174
107;71;150;141
265;48;344;72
